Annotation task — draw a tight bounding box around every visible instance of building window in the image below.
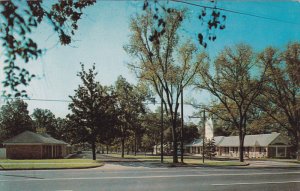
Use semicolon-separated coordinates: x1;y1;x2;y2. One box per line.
224;147;229;154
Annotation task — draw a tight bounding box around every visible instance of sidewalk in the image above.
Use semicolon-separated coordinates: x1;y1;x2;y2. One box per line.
247;160;300;168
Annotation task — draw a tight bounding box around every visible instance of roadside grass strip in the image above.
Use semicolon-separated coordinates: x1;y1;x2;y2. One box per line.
105;154;173;160
103;154;246;166
249;158;300;164
182;159;247;166
0;159;103;170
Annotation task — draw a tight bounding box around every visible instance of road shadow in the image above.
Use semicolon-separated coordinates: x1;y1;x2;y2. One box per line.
1;174;44;179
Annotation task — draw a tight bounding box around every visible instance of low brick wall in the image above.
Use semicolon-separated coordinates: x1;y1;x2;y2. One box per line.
6;145;42;159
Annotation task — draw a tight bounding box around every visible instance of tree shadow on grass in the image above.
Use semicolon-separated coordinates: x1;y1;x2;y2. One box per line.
104;161;171;168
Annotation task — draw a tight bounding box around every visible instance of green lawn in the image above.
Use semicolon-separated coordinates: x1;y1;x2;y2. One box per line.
248;158;300;164
104;154;247;166
0;159;103;170
181;159;247;166
107;153;171;159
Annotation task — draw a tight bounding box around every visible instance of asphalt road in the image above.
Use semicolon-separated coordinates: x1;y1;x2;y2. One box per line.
0;163;299;191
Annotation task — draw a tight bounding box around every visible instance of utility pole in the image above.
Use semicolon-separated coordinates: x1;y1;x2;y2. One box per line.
160;88;164;163
188;103;208;164
180;85;184;163
202;109;206;164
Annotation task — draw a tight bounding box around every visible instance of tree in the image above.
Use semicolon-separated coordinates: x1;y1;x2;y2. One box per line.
257;42;300;159
0;1;95;97
115;76;147;158
211;101;277;136
205;138;216;160
183;124;200;143
55;117;71;142
0;99;33;141
165;121;200;144
31;108;58;138
195;44;268;162
125;9;206;163
68;63;116;160
100;119;119;154
60;117;82;144
141;111;166;154
212;115;234;137
142;0;226;48
129;83;149;156
2;1;226;97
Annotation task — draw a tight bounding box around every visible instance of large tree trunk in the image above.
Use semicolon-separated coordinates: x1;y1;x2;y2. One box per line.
121;138;125;158
297;130;300;160
134;132;137;156
91;142;96;160
106;145;109;154
172;120;178;163
239;132;245;162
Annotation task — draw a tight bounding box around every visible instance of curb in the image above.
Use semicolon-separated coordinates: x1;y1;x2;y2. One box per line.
0;163;104;171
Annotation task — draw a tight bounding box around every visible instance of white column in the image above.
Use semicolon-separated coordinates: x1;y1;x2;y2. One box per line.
285;147;287;158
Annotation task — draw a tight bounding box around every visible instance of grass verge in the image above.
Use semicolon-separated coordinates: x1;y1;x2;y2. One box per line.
0;159;103;170
181;159;248;166
104;154;247;166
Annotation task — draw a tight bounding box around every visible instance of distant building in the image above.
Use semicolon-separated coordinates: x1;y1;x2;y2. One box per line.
153;143;172;155
184;132;291;158
3;131;68;159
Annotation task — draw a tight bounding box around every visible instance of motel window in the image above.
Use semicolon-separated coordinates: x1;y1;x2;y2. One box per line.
233;147;239;153
225;147;229;154
246;147;250;153
259;147;266;153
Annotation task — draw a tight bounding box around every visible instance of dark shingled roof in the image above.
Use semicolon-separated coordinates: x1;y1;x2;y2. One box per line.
3;131;67;145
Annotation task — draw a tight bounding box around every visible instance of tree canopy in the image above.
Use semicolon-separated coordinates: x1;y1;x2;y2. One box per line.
1;0;226;97
125;8;206;163
31;108;57;138
195;44;268;162
0;99;33;141
68;63;116;160
257;42;300;158
114;76;147;157
1;0;95;97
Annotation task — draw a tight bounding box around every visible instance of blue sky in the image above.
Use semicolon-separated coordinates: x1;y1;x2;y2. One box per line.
1;1;299;121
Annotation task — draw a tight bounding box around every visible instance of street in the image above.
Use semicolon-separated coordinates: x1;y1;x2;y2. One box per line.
0;163;299;191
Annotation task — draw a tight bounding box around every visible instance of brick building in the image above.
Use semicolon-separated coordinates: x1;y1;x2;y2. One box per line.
3;131;67;159
184;133;291;158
